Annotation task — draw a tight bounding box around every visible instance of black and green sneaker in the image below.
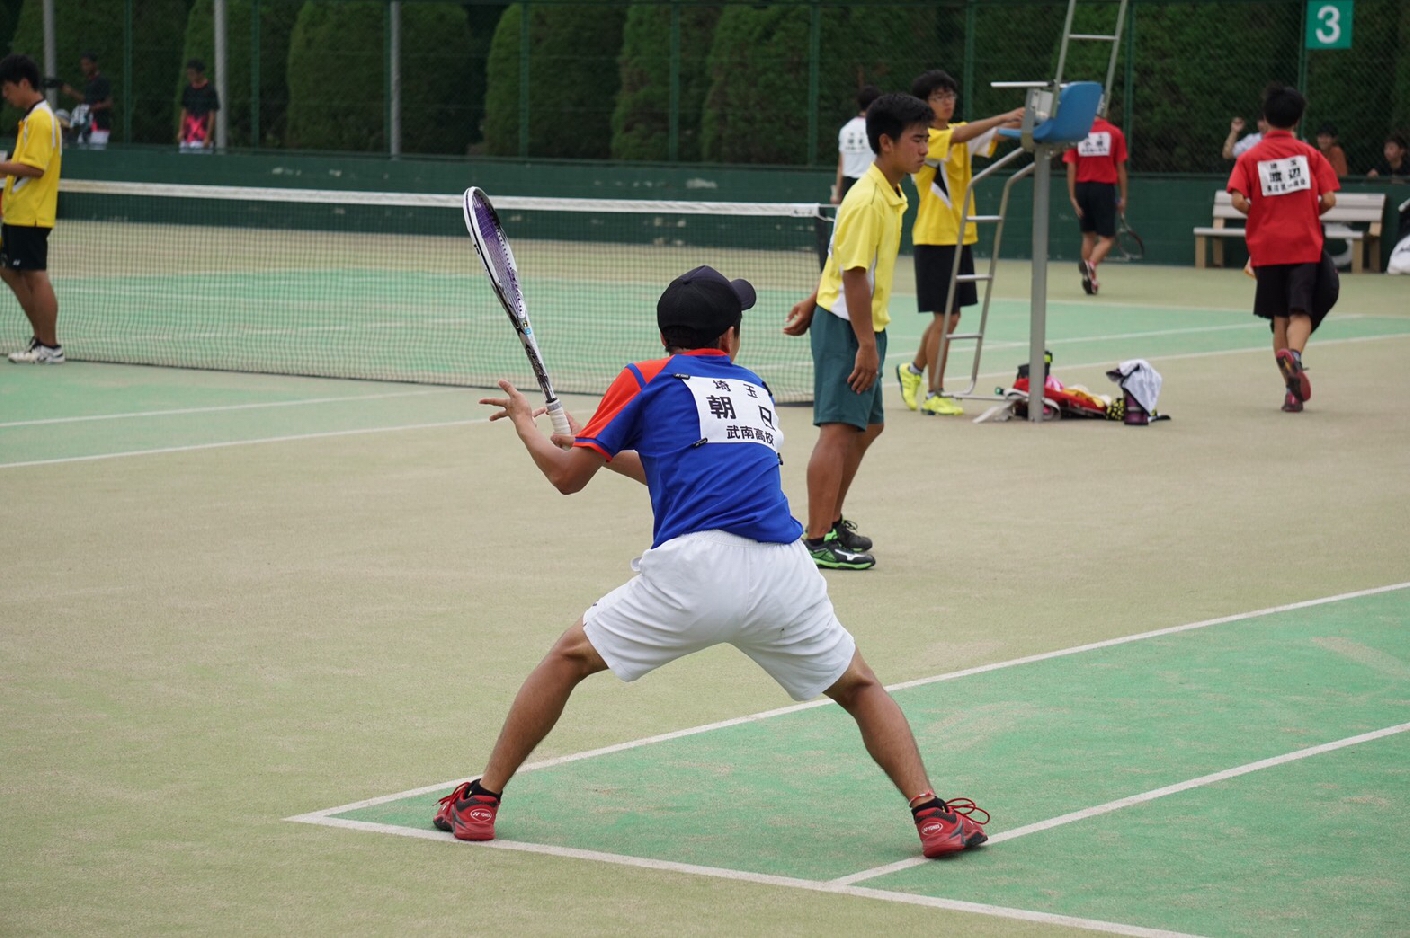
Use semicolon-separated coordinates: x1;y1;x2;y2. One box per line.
832;516;873;552
806;530;875;570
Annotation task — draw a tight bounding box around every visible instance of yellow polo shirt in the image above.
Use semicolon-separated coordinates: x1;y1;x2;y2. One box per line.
816;163;907;332
911;123;998;247
4;100;62;228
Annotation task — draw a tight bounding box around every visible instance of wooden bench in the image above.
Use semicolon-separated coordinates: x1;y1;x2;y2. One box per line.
1194;191;1386;273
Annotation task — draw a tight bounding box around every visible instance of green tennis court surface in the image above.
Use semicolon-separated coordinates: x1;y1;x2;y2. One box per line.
308;588;1410;937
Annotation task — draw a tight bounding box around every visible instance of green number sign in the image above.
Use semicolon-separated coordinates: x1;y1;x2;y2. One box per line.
1306;0;1353;50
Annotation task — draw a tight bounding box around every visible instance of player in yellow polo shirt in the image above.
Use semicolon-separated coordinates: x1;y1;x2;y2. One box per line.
0;54;64;364
897;70;1022;416
785;93;932;570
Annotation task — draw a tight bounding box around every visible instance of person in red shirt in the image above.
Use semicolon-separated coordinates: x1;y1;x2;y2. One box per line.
1227;86;1339;413
1063;114;1128;295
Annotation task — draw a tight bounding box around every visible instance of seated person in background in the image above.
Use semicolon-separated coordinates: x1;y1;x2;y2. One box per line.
1315;123;1349;176
1367;134;1409;180
1222;113;1266;160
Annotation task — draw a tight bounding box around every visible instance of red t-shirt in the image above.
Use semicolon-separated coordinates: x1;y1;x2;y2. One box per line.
1062;117;1127;184
1227;131;1340;267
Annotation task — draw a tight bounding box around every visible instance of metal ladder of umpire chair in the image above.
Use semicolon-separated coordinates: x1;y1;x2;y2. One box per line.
936;0;1129;420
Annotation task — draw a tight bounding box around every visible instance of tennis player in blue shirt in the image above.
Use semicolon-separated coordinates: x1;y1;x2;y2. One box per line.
435;265;988;859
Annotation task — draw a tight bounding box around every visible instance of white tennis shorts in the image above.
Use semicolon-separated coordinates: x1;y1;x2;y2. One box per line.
582;530;856;701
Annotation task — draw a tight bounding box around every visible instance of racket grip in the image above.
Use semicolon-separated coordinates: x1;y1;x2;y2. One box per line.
546;400;572;439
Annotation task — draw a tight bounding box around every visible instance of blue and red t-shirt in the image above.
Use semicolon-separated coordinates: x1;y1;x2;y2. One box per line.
575;350;804;548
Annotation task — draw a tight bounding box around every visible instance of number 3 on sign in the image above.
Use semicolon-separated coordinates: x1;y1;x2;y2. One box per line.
1305;0;1353;50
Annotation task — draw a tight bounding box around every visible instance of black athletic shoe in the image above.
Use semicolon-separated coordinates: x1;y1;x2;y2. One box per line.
832;517;873;551
807;531;875;570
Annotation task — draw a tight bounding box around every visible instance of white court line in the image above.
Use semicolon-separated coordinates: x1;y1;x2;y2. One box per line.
0;388;461;428
833;721;1410;887
285;582;1409;937
0;418;495;470
283;816;1199;938
289;581;1410;820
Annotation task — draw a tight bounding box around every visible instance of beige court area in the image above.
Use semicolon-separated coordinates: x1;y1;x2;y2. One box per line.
2;261;1408;936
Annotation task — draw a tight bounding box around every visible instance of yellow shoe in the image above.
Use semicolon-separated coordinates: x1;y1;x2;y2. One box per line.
920;394;965;416
896;363;923;411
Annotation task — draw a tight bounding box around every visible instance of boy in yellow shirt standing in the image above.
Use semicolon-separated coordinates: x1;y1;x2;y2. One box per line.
785;93;933;570
896;70;1021;415
1;54;63;364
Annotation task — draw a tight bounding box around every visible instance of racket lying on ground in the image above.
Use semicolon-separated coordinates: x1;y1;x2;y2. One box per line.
462;187;571;438
1112;213;1145;262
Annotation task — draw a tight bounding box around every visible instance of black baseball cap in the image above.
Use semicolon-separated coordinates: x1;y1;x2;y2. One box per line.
657;265;757;337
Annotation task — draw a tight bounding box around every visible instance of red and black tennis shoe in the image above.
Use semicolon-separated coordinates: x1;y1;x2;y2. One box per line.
914;796;990;858
1276;349;1311;402
433;781;500;840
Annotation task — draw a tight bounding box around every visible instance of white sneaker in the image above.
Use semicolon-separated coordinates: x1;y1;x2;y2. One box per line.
8;338;65;364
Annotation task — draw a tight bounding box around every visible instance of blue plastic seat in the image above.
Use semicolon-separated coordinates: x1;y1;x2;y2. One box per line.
997;81;1103;145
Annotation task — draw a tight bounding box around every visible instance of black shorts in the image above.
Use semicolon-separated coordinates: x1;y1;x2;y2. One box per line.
1075;182;1118;238
838;176;860;201
914;244;977;313
0;224;50;271
1253;254;1337;333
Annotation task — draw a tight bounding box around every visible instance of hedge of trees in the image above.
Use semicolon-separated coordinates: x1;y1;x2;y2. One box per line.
2;0;1409;172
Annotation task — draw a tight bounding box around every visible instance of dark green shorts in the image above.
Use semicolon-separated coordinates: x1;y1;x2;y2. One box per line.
810;306;886;429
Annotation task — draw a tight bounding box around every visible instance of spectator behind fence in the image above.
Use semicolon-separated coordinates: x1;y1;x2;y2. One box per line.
1314;123;1348;176
1367;134;1409;180
178;59;219;152
1222;113;1266;160
832;85;881;205
60;52;112;149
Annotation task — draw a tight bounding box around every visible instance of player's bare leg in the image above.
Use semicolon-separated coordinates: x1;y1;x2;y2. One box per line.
1;268;58;346
1089;235;1116;267
924;311;960;396
826;422;881;535
479;620;609;792
825;651;931;797
1273;313;1314;410
1080;232;1097;262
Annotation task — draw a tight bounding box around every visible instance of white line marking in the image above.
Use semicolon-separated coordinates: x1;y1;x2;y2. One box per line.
0;418;495;469
834;721;1410;886
289;581;1410;820
0;388;461;428
285;816;1200;938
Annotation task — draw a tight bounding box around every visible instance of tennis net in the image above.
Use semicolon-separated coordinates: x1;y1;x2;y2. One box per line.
23;181;831;402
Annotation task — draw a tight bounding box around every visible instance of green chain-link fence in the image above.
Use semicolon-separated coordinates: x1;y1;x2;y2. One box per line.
4;0;1408;173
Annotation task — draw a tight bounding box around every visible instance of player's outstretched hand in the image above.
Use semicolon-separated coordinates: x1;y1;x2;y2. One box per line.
1003;106;1025;126
784;299;815;336
480;379;536;425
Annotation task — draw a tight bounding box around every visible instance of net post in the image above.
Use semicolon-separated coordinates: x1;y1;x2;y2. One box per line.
806;2;820;166
123;0;134;143
668;1;680;161
518;1;531;158
250;0;260;149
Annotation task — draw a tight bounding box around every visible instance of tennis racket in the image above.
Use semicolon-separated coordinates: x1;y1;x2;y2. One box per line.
1112;213;1144;262
462;187;571;438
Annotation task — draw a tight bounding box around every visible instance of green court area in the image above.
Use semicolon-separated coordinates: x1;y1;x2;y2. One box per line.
314;589;1410;937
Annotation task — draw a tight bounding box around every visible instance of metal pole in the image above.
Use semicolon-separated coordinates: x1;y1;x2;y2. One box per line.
519;1;530;157
1122;3;1135;142
251;0;261;149
806;3;820;166
963;0;976;119
214;0;229;150
1028;147;1052;424
668;2;680;161
123;0;134;142
41;0;56;108
389;0;402;156
1296;1;1309;96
